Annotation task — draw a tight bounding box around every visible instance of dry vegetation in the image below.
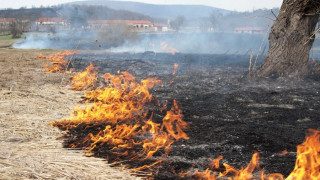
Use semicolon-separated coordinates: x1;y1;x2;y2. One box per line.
0;48;140;179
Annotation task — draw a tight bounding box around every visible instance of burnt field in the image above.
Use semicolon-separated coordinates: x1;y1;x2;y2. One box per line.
62;52;320;179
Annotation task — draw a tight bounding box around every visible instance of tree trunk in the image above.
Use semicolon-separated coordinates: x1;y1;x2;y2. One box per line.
258;0;320;77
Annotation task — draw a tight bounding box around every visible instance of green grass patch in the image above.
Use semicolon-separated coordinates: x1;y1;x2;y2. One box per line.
0;34;26;47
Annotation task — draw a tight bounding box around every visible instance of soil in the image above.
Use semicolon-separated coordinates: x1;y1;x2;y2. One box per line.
67;52;320;179
0;48;140;179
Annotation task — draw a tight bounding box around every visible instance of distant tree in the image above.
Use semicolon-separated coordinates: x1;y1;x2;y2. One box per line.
210;12;223;31
98;23;139;47
170;16;186;31
258;0;320;77
69;6;88;28
198;18;213;32
10;20;22;38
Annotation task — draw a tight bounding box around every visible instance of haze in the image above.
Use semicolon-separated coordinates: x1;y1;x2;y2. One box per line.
1;0;282;12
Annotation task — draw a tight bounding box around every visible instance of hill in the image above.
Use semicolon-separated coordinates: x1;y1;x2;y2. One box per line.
0;5;152;22
69;0;231;19
0;8;58;21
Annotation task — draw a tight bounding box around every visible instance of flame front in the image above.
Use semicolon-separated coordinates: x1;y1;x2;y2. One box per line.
37;50;77;72
182;129;320;180
52;69;189;172
66;71;161;124
69;62;98;91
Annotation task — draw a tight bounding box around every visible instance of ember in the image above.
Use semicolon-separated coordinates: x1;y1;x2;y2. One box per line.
172;63;179;76
169;63;179;85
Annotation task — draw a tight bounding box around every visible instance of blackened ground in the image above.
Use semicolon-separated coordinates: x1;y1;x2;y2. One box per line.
64;52;320;179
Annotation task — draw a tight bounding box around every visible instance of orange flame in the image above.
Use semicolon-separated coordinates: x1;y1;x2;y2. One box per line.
161;41;179;55
65;72;161;124
37;51;77;73
182;129;320;180
69;62;98;91
211;155;223;169
169;63;179;85
161;100;189;140
286;129;320;180
185;152;283;180
172;63;179;76
52;70;189;172
219;151;261;179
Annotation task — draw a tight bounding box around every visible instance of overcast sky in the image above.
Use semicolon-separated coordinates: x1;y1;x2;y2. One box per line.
1;0;283;12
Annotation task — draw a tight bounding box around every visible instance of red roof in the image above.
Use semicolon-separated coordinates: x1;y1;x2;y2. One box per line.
0;18;15;22
37;18;64;23
127;20;152;24
88;20;152;24
154;24;167;27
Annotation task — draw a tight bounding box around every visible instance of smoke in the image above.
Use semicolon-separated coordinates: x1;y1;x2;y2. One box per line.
12;4;270;56
110;33;268;55
13;30;268;56
13;31;95;49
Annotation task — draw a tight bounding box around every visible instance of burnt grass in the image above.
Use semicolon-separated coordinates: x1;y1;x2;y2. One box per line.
61;52;320;179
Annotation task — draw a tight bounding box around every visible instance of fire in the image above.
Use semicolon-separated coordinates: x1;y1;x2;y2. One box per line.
188;152;264;180
169;63;179;85
211;155;223;169
172;63;179;76
286;129;320;180
161;41;179;55
161;100;189;140
64;71;161;124
52;70;189;172
69;62;98;91
182;129;320;180
37;50;77;72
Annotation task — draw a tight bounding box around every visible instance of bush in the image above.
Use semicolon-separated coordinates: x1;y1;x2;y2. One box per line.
97;23;139;47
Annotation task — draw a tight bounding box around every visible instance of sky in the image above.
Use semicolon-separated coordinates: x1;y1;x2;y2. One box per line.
1;0;283;12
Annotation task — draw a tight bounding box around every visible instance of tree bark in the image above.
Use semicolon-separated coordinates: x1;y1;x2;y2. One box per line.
258;0;320;77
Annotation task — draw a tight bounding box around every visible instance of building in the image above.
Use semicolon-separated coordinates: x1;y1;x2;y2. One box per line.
36;18;68;25
0;18;15;24
0;18;15;35
234;27;265;34
154;24;168;32
87;20;153;32
36;18;69;32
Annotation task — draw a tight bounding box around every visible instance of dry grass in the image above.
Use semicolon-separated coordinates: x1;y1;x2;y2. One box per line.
0;48;140;179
